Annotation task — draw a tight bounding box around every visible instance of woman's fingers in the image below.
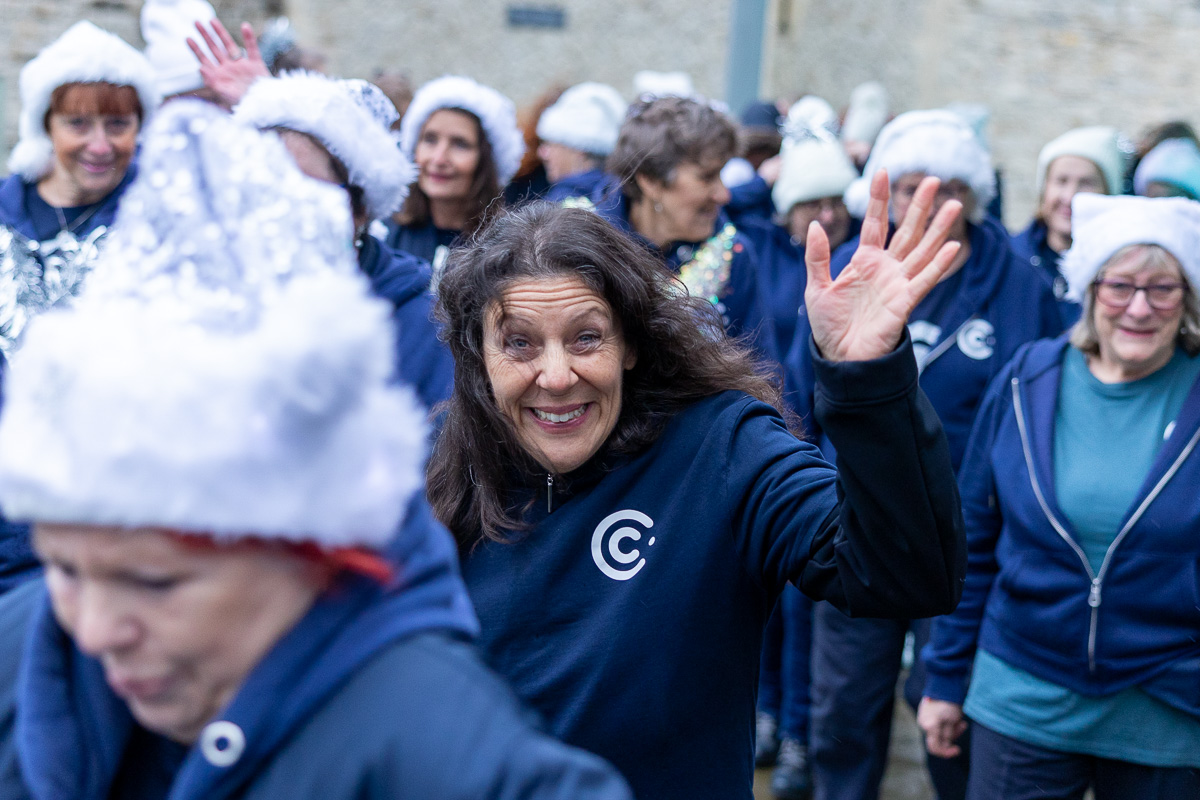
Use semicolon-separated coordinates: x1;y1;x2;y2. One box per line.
888;176;940;260
804;220;833;294
240;22;263;63
903;198;963;281
908;241;962;304
192;21;227;63
859;169;891;251
186;36;214;69
211;18;243;58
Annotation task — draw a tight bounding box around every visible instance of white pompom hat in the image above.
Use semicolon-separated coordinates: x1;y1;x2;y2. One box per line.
8;21;161;182
234;71;417;220
536;82;627;157
140;0;217;98
399;75;525;186
1060;193;1200;303
844;109;994;223
0;101;427;548
773;134;859;217
1036;126;1125;198
632;70;696;100
841;81;889;146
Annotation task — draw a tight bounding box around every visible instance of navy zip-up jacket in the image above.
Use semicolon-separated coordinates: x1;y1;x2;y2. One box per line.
544;169;616;204
357;236;453;410
785;216;1063;469
724;174;775;224
1;496;632;800
382;220;460;267
1010;218;1081;327
0;170;136;240
738;215;863;360
464;337;965;800
923;336;1200;717
588;187;779;362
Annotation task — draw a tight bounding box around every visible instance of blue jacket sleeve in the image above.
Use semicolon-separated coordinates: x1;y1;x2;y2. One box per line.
921;363;1014;704
730;334;966;618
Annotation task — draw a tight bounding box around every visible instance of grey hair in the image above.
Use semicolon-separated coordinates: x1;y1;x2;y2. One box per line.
1069;243;1200;357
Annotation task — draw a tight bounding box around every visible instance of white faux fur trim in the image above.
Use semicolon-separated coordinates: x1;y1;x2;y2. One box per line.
844;109;994;223
1060;194;1200;302
399;75;525;186
8;21;160;181
0;101;427;548
234;72;417;219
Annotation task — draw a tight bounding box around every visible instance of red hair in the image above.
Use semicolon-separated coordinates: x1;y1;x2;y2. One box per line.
44;82;143;130
170;531;395;585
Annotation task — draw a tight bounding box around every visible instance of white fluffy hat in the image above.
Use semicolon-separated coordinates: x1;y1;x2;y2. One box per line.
773;133;859;216
1060;193;1200;303
536;82;627;157
784;95;838;139
0;101;427;548
141;0;217;98
234;72;417;220
399;75;525;186
632;70;695;100
844;109;994;223
841;81;889;146
1037;126;1124;197
9;21;161;182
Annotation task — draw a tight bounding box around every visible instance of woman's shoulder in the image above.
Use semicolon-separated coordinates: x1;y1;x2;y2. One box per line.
251;631;629;799
0;176;30;231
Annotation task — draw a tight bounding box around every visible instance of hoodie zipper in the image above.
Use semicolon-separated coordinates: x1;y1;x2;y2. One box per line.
1011;376;1200;673
546;473;554;514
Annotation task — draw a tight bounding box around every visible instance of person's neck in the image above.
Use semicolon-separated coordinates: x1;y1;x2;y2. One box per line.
1045;225;1071;254
628;197;672;249
36;173;108;208
1087;347;1175;384
429;197;470;232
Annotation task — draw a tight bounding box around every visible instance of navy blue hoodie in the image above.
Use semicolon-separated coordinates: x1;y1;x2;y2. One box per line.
382;219;459;268
5;496;632;800
924;337;1200;717
544;169;616;204
0;170;136;242
464;338;965;800
786;216;1063;469
357;236;453;410
586;186;779;362
1010;218;1081;327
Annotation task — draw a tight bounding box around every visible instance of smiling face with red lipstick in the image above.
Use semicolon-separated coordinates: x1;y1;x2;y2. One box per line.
483;275;637;475
33;524;326;744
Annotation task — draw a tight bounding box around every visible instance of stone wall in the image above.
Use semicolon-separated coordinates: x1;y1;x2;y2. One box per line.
9;0;1200;226
284;0;732;109
765;0;1200;225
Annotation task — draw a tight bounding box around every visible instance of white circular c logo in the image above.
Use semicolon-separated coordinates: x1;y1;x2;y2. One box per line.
957;319;995;360
591;510;655;581
200;721;246;767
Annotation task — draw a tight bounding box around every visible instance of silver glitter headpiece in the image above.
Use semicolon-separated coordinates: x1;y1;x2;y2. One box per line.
0;101;428;547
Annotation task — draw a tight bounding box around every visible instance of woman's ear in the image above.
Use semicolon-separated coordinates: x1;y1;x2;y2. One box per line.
623;347;637;370
634;172;664;205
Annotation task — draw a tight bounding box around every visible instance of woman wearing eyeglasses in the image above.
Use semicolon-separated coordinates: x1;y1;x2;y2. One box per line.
919;194;1200;799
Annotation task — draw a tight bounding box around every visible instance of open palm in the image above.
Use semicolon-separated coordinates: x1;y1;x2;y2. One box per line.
805;170;963;362
187;20;269;110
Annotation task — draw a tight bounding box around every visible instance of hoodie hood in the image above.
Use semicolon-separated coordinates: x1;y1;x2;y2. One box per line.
16;493;477;800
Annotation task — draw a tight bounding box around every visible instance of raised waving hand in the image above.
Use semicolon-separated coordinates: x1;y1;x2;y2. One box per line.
187;19;269;110
804;169;962;362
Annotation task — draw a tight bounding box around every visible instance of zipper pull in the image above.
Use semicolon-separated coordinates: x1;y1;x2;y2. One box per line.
1088;578;1102;608
546;473;554;514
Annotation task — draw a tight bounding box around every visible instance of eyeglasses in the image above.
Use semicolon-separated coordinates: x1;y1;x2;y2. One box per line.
1093;279;1187;311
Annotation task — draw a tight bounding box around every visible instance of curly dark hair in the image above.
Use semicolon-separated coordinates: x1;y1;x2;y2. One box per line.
427;203;787;549
606;95;737;203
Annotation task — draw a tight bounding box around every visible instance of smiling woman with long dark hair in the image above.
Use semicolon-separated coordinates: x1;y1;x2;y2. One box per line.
427;171;969;799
